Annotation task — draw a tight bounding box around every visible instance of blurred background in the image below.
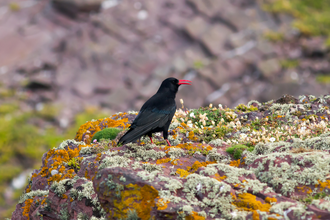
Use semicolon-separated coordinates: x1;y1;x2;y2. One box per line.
1;0;330;217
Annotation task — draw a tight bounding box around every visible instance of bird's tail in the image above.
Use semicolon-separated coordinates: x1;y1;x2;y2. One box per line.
117;127;144;145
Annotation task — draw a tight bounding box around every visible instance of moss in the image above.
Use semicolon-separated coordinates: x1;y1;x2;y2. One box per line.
92;127;122;142
226;144;252;160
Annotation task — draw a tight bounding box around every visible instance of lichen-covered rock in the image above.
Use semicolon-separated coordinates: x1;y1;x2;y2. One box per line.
11;95;330;219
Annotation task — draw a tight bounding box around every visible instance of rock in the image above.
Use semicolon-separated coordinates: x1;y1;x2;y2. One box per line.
301;37;328;58
12;96;330;219
52;0;103;17
257;58;281;77
197;62;230;88
200;24;232;56
184;16;209;40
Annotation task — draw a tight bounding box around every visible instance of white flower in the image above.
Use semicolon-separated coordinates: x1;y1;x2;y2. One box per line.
269;137;276;143
218;104;223;109
300;126;306;131
190;112;195;118
240;133;247;139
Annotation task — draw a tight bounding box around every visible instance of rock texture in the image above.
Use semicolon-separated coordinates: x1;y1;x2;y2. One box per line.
12;95;330;219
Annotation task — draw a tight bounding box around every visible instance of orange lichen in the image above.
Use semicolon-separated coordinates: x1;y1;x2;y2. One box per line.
186;211;206;220
233;193;271;213
189;161;215;172
62;194;68;199
75;116;130;144
252;210;259;220
172;130;177;139
112;184;159;219
316;180;330;191
171;159;179;165
26;184;31;193
265;197;277;204
229;159;241;167
297;185;313;194
37;144;85;185
180;122;189;129
22;199;33;220
214;173;227;181
85;169;90;180
156;158;171;164
156;198;170;210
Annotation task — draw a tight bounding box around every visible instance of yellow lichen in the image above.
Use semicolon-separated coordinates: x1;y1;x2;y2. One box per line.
265;197;277;204
188;131;198;141
156;198;170;210
176;168;190;178
233;193;271;213
112;183;159;219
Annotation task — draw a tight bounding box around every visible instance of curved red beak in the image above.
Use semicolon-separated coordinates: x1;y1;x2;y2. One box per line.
178;79;192;85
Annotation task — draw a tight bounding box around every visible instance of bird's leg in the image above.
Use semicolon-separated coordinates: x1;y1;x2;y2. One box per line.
149;136;154;144
165;139;171;146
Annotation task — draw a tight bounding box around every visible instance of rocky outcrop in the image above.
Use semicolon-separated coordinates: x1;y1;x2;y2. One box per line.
12;95;330;219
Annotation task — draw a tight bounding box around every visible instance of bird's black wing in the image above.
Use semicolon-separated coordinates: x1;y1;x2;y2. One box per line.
118;93;176;144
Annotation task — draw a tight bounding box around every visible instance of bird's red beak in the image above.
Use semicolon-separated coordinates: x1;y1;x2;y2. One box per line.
178;79;192;85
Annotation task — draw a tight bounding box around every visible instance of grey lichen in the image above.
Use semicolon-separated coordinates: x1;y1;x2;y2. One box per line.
19;190;49;203
56;139;85;150
142;163;162;172
208;139;223;147
98;155;131;170
168;147;185;159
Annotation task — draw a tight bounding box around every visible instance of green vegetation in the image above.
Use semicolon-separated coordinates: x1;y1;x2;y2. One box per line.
67;157;83;171
263;0;330;42
92;127;122;142
316;75;330;84
264;31;284;42
226;144;254;160
235;104;258;112
299;192;327;204
0;96;109;218
280;59;300;69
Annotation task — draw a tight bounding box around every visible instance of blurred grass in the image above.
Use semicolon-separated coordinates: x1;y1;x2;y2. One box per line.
262;0;330;44
0;88;109;218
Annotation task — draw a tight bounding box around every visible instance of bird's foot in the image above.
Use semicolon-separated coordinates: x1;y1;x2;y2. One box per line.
149;137;154;144
165;139;171;146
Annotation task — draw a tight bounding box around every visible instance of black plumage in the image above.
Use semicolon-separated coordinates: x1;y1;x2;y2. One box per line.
118;77;191;146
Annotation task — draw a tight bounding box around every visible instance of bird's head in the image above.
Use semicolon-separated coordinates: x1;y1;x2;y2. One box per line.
157;77;191;96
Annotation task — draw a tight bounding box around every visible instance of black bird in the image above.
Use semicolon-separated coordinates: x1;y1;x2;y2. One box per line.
118;77;191;146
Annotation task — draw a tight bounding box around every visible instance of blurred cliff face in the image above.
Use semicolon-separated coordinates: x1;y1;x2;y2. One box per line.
0;0;330;123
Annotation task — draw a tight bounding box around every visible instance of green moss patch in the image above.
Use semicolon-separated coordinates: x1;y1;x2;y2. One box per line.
226;144;253;160
92;127;122;142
